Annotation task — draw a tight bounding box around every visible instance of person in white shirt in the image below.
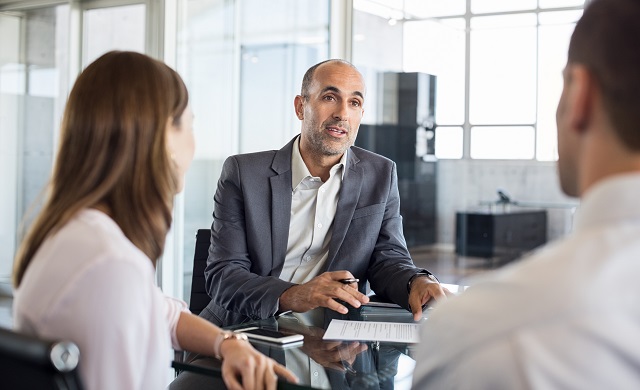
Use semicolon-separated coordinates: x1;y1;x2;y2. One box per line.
412;0;640;388
12;51;297;390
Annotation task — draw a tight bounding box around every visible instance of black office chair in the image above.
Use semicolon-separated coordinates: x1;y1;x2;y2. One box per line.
175;228;213;370
0;327;83;390
189;229;212;316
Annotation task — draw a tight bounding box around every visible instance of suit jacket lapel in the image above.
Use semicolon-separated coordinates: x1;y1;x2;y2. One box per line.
269;137;296;275
325;148;362;270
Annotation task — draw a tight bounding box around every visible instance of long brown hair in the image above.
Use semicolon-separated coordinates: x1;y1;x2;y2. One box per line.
13;51;189;287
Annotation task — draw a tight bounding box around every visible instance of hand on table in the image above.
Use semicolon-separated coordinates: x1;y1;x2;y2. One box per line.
279;271;369;314
300;333;368;372
219;338;298;390
408;277;454;321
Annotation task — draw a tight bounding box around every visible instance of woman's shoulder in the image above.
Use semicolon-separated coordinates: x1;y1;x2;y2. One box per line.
15;209;155;314
48;209;146;265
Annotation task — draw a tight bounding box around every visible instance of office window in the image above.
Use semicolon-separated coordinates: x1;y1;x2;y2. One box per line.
470;126;535;159
176;0;330;301
360;0;584;160
83;4;146;66
540;0;585;7
404;18;465;127
0;0;157;290
471;0;536;14
435;126;463;159
405;0;465;18
537;11;582;161
0;5;71;283
469;14;537;126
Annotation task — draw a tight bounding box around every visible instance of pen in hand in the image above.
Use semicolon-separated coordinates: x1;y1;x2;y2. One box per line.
339;278;359;285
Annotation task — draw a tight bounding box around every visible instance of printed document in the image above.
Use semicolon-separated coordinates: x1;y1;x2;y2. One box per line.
322;320;420;343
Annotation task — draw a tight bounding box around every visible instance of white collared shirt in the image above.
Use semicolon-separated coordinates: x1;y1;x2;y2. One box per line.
280;136;345;285
279;137;346;326
413;173;640;389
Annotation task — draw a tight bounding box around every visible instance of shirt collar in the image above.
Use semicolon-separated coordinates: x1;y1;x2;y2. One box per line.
291;136;347;190
573;173;640;232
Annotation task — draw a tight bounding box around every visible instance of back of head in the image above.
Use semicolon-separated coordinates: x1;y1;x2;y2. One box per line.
13;51;189;287
569;0;640;150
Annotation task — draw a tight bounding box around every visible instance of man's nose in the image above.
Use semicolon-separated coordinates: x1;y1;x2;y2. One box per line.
333;102;348;121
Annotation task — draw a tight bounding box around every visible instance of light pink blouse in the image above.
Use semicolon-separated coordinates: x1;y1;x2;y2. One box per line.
14;209;188;389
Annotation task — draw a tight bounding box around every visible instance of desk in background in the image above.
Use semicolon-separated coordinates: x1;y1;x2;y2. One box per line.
455;209;547;262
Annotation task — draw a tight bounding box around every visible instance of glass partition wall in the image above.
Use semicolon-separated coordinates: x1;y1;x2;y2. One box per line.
0;0;331;302
0;4;71;285
1;0;582;301
352;0;583;249
0;0;148;288
175;0;330;300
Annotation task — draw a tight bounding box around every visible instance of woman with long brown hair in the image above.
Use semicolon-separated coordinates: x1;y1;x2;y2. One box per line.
12;51;297;390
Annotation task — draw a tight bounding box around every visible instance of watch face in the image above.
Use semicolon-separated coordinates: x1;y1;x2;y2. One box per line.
233;332;249;341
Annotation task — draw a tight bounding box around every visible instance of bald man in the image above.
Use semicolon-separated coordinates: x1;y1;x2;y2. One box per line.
201;59;449;328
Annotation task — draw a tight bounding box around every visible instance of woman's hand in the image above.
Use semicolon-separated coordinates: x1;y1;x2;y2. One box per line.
175;312;298;390
220;338;298;390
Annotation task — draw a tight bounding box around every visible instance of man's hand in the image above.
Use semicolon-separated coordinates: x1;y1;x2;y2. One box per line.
408;277;453;321
285;324;368;372
301;337;368;372
279;271;370;314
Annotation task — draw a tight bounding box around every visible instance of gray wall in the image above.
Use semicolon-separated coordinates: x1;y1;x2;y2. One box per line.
435;159;578;248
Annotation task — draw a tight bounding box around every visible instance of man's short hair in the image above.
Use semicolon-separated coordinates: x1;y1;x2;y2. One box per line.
300;59;357;98
569;0;640;150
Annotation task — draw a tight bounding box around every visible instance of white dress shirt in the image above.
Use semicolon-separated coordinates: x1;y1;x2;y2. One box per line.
280;137;345;328
280;136;345;286
279;137;343;386
13;209;188;390
413;173;640;389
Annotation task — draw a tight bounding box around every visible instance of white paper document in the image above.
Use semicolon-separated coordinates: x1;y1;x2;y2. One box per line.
322;320;420;343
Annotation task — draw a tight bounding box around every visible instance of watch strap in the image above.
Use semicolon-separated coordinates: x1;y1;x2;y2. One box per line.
407;271;439;293
213;331;249;360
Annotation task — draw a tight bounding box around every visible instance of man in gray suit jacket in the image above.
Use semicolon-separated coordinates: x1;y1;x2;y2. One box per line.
201;59;448;328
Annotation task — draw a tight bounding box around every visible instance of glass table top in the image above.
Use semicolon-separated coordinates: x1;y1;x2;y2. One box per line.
171;303;429;390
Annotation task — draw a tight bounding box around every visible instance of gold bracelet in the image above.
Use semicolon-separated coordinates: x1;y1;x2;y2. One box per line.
213;331;249;360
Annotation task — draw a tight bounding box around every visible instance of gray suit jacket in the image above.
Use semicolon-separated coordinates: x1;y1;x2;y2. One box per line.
201;136;428;327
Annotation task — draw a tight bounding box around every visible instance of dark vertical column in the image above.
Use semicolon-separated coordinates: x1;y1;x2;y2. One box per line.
355;72;437;247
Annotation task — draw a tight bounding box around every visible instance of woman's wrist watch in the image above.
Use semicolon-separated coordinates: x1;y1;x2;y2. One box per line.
213;331;249;360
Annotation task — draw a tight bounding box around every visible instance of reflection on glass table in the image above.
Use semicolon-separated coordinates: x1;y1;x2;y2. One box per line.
170;303;432;390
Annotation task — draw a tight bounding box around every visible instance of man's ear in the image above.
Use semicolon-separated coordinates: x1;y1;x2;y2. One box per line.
294;95;304;120
566;64;595;133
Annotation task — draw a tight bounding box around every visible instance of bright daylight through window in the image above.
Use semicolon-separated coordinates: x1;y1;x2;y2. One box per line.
358;0;585;160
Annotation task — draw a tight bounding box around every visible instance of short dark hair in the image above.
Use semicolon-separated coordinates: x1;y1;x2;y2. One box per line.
300;59;358;98
569;0;640;150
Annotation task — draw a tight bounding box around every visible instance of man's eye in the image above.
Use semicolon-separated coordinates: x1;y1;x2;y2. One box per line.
351;101;361;107
323;95;335;101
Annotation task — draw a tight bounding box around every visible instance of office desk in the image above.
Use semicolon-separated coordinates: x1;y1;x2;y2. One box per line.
170;306;421;390
455;210;547;260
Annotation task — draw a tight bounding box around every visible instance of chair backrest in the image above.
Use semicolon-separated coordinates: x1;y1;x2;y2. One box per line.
189;229;212;315
0;327;83;390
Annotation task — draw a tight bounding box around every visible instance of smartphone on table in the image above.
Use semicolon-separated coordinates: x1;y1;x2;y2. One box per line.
234;327;304;345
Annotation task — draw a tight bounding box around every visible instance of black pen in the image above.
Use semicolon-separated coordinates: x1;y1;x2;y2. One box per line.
339;278;359;284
